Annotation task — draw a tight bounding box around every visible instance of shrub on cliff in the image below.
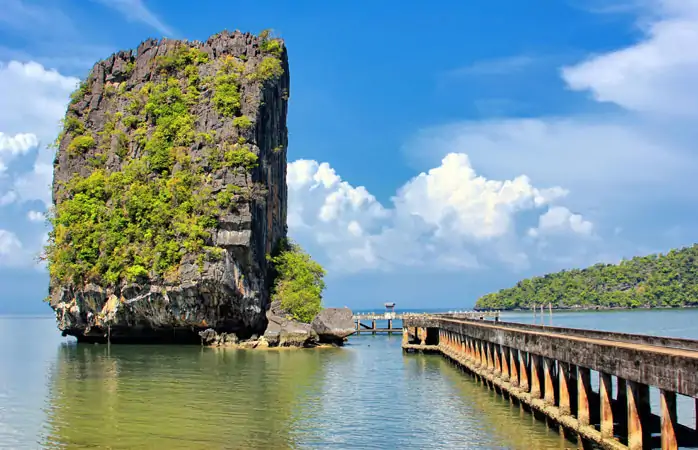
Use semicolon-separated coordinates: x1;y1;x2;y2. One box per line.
269;239;325;323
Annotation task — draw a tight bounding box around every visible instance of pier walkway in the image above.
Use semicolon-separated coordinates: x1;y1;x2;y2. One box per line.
352;311;499;334
402;315;698;450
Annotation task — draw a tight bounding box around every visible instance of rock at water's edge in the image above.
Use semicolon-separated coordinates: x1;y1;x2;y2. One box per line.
263;306;318;347
311;308;355;344
49;31;290;343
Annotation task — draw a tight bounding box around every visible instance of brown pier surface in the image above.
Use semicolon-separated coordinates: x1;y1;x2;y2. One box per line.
403;316;698;450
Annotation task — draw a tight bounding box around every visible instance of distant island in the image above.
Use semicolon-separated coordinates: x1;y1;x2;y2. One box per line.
475;245;698;310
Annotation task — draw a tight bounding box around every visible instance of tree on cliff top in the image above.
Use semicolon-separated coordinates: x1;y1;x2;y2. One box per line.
268;239;325;323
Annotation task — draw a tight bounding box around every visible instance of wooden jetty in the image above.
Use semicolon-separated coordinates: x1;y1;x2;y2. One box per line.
402;315;698;450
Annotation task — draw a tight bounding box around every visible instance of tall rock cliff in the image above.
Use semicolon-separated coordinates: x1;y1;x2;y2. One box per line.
47;31;289;343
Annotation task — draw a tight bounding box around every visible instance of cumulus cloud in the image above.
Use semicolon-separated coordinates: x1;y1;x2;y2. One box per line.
26;211;44;222
0;61;77;207
0;60;75;268
288;154;585;273
0;229;24;267
0;132;38;172
405;117;693;209
0;132;37;155
0;228;46;268
562;0;698;116
528;206;594;238
0;191;16;207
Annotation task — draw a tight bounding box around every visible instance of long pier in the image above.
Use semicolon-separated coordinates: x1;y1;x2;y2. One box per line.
402;315;698;450
352;311;499;334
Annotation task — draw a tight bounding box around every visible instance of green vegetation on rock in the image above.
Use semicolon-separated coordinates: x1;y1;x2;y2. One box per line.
249;57;283;82
213;56;244;117
475;245;698;310
269;239;325;323
156;45;209;73
259;29;283;57
45;40;280;289
67;135;95;155
233;115;253;129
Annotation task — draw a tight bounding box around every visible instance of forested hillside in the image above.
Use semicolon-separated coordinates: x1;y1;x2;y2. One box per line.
475;245;698;310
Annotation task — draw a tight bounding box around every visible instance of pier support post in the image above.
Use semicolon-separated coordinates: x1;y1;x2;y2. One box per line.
486;342;494;373
543;357;555;405
501;347;510;381
627;380;651;450
530;354;542;399
478;340;485;368
600;372;614;439
615;378;628;439
402;327;408;346
494;344;502;376
509;348;519;387
519;351;529;391
558;361;571;415
417;327;426;345
577;366;591;427
660;389;677;450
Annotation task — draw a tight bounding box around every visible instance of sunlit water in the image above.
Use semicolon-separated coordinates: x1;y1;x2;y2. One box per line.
1;309;697;449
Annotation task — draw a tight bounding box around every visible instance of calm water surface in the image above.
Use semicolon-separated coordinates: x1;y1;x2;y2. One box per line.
1;309;697;449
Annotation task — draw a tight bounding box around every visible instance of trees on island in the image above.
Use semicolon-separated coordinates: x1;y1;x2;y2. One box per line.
475;245;698;310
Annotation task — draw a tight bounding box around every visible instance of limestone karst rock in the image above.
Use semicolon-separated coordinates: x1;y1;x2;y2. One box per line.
47;30;289;343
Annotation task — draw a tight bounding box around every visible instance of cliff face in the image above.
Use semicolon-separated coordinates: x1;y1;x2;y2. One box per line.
47;31;289;343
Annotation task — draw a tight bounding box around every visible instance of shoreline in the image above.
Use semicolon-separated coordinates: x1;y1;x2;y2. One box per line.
476;305;698;313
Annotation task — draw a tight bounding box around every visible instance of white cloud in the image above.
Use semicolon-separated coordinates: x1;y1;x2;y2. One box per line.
0;132;38;172
0;132;37;155
528;206;594;238
0;61;77;207
0;229;24;267
392;153;567;240
562;0;698;116
0;61;78;139
0;228;46;268
405;118;693;208
288;154;581;273
91;0;175;36
0;191;16;207
27;211;44;222
0;60;76;268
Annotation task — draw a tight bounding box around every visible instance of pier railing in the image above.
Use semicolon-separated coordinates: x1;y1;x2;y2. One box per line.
402;315;698;450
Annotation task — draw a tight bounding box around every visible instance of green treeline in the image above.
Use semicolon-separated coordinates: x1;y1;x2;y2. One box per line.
475;245;698;310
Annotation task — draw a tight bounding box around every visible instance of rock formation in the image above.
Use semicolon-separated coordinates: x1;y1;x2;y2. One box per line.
47;30;289;343
311;308;355;344
200;302;355;348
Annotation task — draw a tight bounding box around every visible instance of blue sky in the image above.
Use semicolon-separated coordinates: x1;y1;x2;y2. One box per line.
2;0;698;314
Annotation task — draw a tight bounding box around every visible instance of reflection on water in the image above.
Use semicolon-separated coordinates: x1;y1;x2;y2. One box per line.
2;310;697;449
43;344;332;449
38;335;569;449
